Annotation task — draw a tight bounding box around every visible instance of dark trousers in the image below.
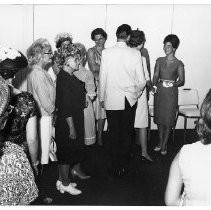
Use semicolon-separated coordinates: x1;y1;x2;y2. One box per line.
106;98;137;170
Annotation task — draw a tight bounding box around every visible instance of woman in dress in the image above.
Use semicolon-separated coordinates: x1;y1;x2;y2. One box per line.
54;34;91;180
55;44;86;195
153;34;185;155
27;38;55;203
74;42;96;146
165;89;211;205
128;29;153;162
87;28;107;146
0;47;38;205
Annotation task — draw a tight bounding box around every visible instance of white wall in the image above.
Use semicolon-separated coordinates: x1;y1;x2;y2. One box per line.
0;4;210;128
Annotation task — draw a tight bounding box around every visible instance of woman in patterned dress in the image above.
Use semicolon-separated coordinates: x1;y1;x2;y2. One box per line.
87;28;107;146
0;47;38;205
153;34;185;155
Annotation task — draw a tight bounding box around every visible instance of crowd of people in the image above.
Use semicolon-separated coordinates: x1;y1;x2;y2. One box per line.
0;23;211;206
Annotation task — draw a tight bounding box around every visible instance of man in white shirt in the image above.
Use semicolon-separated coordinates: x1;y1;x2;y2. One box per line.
99;24;146;177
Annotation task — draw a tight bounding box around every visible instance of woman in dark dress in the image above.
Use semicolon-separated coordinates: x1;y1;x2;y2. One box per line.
153;34;185;155
55;44;86;195
0;47;38;205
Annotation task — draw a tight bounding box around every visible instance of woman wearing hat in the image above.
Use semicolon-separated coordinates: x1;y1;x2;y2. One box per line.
0;47;38;205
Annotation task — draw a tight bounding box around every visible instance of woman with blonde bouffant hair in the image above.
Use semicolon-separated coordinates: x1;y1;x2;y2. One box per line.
27;38;55;204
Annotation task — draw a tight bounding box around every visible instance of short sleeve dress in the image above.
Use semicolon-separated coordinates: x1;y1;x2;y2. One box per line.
55;70;86;166
1;90;38;155
154;57;184;126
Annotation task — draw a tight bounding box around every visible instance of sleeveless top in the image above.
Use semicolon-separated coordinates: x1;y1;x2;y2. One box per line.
179;141;211;205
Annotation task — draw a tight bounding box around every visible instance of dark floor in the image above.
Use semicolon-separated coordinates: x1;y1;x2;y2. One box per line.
32;129;198;206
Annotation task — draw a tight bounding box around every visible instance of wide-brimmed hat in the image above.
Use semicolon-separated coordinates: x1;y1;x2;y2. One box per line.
0;46;28;80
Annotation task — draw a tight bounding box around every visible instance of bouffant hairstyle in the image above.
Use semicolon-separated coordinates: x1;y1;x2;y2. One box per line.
163;34;180;49
54;44;81;70
55;32;73;49
128;29;146;48
91;28;107;41
26;38;51;66
74;42;87;66
0;51;28;80
116;24;132;39
196;89;211;145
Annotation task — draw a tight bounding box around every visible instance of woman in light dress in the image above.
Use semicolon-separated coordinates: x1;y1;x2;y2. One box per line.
74;42;96;146
87;28;107;146
128;29;153;162
165;89;211;206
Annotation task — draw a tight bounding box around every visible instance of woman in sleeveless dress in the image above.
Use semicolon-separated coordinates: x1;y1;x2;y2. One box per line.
152;34;185;155
87;28;107;146
165;89;211;206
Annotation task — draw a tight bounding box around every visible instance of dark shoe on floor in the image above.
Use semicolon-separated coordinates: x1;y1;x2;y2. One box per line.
71;168;91;180
39;193;53;204
140;155;153;163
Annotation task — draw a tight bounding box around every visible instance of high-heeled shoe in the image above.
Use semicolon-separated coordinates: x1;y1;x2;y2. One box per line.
71;169;91;180
140;155;153;162
161;150;167;155
59;183;82;195
56;180;77;192
153;146;161;152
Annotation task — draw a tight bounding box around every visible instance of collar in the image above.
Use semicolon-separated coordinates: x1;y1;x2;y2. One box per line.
115;41;127;47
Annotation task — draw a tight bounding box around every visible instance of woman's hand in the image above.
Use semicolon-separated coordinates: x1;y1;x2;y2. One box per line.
69;128;76;139
32;161;39;176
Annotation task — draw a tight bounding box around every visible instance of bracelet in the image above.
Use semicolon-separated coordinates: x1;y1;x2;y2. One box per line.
32;160;39;166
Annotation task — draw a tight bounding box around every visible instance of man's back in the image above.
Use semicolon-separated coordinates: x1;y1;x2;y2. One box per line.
100;41;146;110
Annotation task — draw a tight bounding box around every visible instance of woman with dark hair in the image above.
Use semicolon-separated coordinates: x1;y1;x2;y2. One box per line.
0;46;38;205
165;89;211;206
54;43;86;195
87;28;107;146
128;29;153;162
153;34;185;155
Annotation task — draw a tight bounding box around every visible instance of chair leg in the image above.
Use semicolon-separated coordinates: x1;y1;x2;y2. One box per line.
184;117;187;144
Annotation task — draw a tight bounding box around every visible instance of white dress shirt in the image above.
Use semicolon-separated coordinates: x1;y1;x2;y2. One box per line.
99;41;146;110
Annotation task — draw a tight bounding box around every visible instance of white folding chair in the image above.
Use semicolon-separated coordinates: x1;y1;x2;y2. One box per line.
178;88;201;144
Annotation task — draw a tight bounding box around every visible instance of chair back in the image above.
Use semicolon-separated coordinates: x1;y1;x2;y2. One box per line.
178;89;199;106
